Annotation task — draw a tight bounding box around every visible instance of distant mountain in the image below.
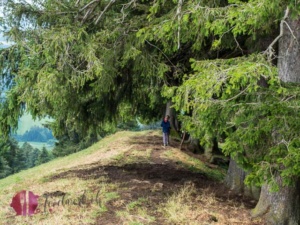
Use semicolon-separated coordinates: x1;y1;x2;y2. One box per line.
13;126;55;142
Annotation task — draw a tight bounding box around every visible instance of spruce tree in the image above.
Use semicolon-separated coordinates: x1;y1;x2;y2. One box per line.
36;147;51;165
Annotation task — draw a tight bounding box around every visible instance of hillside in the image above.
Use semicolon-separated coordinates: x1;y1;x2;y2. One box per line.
0;130;265;225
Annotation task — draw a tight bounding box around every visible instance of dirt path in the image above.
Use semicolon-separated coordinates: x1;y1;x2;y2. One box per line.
47;131;264;225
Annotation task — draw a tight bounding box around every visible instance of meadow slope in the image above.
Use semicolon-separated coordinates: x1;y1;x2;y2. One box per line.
0;130;266;225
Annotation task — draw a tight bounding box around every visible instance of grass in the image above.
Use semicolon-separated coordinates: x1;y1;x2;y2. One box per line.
0;130;263;225
0;131;145;225
159;183;264;225
115;198;153;225
126;198;147;210
111;146;152;165
159;183;197;224
162;148;226;181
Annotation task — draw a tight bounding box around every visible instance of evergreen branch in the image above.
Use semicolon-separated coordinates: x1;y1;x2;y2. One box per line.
54;0;69;9
95;0;116;25
79;0;100;12
176;0;184;50
264;7;296;60
122;0;136;9
233;35;244;54
281;95;296;102
145;40;176;68
82;8;92;23
49;11;78;15
120;0;137;23
223;84;251;103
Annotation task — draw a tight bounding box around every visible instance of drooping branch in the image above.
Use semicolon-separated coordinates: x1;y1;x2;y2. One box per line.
264;7;297;60
145;40;176;68
79;0;100;12
81;2;99;24
75;0;81;7
120;0;136;23
95;0;116;25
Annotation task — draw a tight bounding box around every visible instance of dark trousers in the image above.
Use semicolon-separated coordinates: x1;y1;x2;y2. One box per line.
163;132;169;146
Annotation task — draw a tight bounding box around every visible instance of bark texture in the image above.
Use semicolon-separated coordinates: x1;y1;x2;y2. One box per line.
225;158;260;200
252;175;300;225
253;14;300;224
225;158;246;193
278;16;300;83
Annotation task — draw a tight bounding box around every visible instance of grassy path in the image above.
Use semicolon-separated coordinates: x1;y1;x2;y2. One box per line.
0;130;265;225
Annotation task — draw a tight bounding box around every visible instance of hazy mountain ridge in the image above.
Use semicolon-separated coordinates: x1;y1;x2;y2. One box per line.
13;125;55;143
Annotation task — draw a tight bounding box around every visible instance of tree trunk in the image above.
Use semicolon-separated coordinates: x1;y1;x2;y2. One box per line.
251;175;300;225
165;100;179;132
204;137;221;159
253;13;300;224
187;137;202;153
278;15;300;82
225;158;261;200
225;158;246;193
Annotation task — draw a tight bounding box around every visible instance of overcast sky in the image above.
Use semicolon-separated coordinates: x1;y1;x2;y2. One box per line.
0;0;33;47
0;1;9;47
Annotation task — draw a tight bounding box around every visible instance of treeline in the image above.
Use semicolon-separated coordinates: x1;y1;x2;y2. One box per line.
0;120;143;178
0;139;53;179
52;119;142;157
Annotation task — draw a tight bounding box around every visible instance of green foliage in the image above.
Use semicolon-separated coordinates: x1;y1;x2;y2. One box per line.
168;53;300;187
0;0;166;141
36;146;53;165
21;142;40;168
0;138;44;178
51;125;103;157
0;156;12;179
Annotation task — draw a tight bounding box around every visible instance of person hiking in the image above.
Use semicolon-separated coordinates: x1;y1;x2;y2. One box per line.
161;115;171;146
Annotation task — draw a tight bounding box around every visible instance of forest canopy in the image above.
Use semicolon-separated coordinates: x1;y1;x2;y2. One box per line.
1;0;300;223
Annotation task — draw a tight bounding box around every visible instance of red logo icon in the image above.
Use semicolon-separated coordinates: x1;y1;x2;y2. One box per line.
10;190;39;216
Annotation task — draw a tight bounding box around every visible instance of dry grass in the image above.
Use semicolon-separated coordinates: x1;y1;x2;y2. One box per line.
162;148;226;181
0;131;145;225
0;130;263;225
116;198;155;225
159;183;264;225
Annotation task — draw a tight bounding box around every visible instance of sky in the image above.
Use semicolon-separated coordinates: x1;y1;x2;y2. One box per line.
1;0;35;47
0;1;10;47
0;0;6;47
17;113;52;135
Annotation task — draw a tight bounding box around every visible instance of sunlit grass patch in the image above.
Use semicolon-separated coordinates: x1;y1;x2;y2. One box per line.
111;149;153;168
159;184;219;225
126;197;147;210
159;183;264;225
159;183;198;224
117;198;155;225
112;152;125;162
124;148;153;164
162;149;225;181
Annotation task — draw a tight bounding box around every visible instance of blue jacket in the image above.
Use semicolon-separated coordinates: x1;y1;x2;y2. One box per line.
161;120;171;133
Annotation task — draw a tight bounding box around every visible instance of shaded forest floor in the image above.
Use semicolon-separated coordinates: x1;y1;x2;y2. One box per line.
0;130;266;225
